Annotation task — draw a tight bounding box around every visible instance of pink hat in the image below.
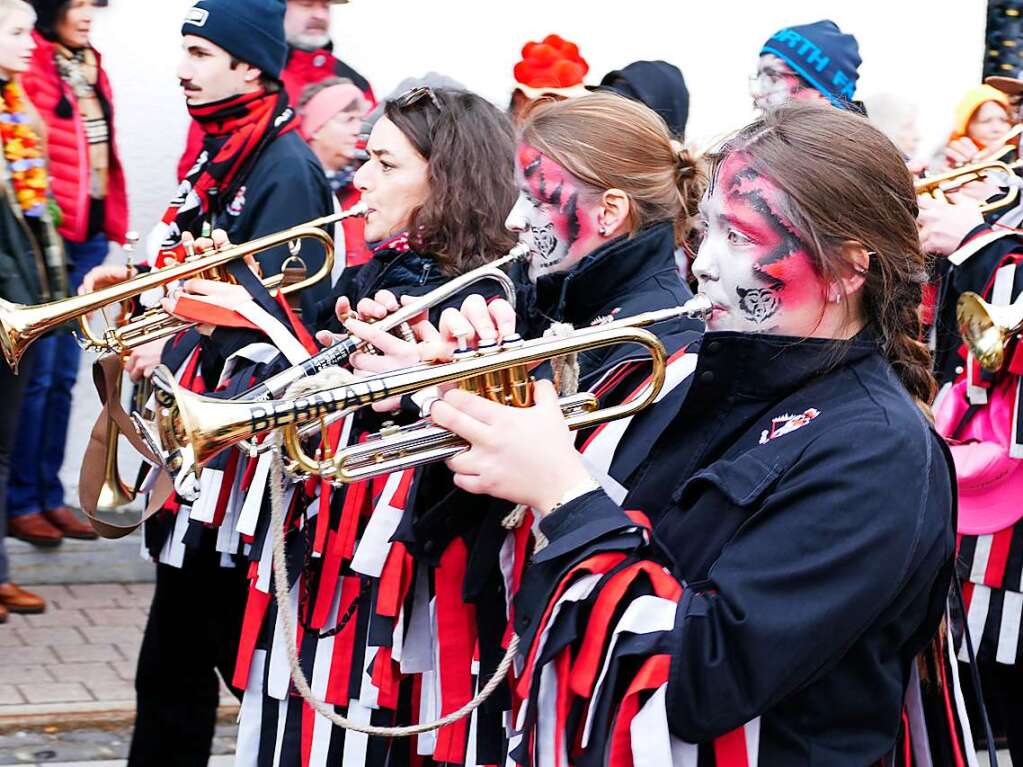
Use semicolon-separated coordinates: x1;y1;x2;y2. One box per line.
299;83;368;140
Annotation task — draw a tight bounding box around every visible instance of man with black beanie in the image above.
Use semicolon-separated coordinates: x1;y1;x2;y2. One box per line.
176;0;375;180
80;2;333;765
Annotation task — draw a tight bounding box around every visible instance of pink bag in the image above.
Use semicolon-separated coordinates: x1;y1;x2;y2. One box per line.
934;374;1023;535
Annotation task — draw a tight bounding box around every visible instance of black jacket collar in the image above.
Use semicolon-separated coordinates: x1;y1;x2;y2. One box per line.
533;221;679;326
692;328;881;402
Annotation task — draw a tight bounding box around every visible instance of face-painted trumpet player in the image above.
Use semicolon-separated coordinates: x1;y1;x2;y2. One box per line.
393;103;956;765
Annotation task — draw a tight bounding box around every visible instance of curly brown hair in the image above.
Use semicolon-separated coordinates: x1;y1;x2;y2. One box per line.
384;89;518;275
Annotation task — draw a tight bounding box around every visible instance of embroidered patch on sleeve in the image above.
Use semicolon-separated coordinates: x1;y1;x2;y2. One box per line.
759;408;820;444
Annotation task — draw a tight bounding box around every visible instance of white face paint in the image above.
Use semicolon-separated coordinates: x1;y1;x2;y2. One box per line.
505;192;569;282
691;152;828;337
504;144;600;283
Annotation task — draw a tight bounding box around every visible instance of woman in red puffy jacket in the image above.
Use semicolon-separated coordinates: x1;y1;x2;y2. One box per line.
6;0;128;545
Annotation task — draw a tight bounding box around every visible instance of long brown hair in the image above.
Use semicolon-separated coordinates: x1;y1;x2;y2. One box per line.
518;92;705;246
712;101;935;404
384;88;518;275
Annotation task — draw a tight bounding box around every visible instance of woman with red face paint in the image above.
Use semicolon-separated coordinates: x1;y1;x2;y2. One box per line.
411;102;959;765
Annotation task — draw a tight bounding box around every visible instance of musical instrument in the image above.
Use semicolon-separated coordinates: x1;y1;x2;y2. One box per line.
133;243;529;485
0;204;366;371
957;290;1023;372
145;296;712;483
915;159;1022;214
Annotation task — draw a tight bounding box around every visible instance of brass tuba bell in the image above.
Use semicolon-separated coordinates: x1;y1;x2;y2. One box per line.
956;291;1023;372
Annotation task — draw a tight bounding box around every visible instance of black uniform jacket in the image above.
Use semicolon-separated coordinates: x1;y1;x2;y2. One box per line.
405;221;705;563
525;220;703;393
518;331;957;765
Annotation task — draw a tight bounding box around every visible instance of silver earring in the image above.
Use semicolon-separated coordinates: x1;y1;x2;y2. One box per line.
599;226;608;236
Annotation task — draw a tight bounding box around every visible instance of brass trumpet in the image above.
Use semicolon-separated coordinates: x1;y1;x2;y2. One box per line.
134;243;528;485
145;296;712;482
915;159;1021;214
0;204;365;371
957;290;1023;372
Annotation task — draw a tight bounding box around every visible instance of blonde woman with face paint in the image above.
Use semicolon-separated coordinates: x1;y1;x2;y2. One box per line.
409;102;958;765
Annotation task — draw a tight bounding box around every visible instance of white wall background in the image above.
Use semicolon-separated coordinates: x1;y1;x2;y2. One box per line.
90;0;987;238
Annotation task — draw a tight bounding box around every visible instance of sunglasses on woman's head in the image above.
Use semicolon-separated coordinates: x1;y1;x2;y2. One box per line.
394;86;443;111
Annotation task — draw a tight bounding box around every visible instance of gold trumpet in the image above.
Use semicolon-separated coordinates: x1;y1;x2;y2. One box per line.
146;296;712;481
957;291;1023;372
0;204;365;371
915;159;1021;214
133;243;529;485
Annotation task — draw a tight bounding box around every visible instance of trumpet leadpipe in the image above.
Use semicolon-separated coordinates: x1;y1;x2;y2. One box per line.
329;392;599;482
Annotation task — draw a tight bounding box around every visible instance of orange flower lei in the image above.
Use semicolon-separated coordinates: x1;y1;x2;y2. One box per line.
0;80;49;217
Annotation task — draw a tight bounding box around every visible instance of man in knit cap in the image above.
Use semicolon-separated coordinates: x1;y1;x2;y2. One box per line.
177;0;374;178
750;20;862;112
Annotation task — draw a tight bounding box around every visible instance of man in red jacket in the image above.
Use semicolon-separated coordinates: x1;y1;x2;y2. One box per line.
176;0;374;179
8;0;129;547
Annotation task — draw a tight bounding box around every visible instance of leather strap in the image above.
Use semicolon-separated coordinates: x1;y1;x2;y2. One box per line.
78;355;174;539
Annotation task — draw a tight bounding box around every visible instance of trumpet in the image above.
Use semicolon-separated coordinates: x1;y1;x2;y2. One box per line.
0;204;365;371
145;296;712;483
957;290;1023;372
134;243;528;485
915;159;1021;214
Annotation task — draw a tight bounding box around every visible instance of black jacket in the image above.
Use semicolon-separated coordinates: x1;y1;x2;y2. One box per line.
517;331;956;765
526;221;703;395
162;130;334;383
210;130;335;318
0;190;44;306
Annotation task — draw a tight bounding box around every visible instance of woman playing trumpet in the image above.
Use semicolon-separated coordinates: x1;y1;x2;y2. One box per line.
161;87;522;767
280;91;708;766
404;102;959;764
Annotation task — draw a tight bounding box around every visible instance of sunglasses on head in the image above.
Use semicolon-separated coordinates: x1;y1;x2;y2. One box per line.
394;86;443;111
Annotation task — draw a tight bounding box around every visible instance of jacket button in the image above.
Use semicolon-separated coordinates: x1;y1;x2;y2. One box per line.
422;539;437;555
699;370;715;385
314;55;327;67
705;340;720;355
955;366;964;375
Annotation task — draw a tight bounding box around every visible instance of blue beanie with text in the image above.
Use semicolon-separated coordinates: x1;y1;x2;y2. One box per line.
760;20;861;108
182;0;287;80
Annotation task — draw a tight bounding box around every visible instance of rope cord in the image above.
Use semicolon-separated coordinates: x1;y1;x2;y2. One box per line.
264;373;519;736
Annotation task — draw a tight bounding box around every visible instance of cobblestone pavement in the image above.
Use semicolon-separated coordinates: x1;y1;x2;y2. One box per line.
0;584;150;712
0;583;237;764
0;723;236;765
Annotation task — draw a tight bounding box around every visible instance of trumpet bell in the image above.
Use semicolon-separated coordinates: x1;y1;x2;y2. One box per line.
956;291;1023;372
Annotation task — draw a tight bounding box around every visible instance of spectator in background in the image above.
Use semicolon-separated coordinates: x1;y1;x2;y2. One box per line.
5;0;127;547
298;76;371;268
861;92;921;165
593;60;689;137
943;83;1014;169
177;0;374;178
509;33;589;122
0;0;62;617
750;20;862;112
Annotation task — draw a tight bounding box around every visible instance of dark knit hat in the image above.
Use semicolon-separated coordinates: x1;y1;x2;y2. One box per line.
596;61;690;137
182;0;287;80
760;20;861;108
30;0;70;41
